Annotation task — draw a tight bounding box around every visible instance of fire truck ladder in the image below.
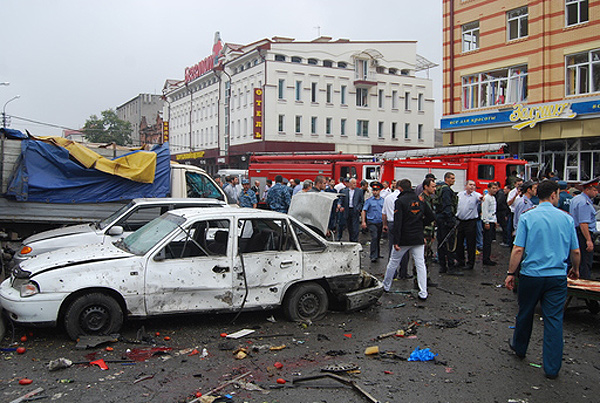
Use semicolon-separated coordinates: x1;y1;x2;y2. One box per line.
382;143;508;161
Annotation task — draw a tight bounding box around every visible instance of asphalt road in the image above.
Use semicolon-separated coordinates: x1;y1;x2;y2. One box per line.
1;233;600;403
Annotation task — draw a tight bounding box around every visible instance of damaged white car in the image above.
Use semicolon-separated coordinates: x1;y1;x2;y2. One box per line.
1;204;383;340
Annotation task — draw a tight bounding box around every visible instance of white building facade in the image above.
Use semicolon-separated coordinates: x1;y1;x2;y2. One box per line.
164;34;435;172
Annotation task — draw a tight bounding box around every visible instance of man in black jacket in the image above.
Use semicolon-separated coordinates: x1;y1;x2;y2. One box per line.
382;179;436;300
436;172;462;275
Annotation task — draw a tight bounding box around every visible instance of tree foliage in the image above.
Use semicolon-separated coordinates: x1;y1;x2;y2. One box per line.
82;109;132;145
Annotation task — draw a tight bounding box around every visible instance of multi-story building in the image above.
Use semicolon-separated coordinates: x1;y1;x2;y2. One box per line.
163;33;436;173
116;94;163;146
441;0;600;181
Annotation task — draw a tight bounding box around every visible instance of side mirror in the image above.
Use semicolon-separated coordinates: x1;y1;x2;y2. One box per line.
108;226;124;236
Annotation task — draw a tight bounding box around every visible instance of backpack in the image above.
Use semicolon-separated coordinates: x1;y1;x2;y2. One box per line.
433;184;457;215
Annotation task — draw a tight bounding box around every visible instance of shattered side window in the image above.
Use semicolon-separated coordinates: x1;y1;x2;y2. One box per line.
185;172;225;200
237;218;297;254
291;222;326;252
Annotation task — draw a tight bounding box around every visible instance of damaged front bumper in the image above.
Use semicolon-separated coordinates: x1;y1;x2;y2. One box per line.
337;271;384;311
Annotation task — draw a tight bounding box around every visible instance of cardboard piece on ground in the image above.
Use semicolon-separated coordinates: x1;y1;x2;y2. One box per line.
226;329;256;339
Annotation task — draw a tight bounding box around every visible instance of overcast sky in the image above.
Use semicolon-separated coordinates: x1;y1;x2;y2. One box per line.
1;0;442;137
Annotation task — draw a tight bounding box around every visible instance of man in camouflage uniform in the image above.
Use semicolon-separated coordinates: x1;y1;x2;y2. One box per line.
239;179;257;208
266;175;291;213
419;177;437;262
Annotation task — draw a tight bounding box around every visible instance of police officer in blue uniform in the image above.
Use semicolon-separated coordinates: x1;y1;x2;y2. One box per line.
557;181;573;213
569;177;599;279
239;179;257;208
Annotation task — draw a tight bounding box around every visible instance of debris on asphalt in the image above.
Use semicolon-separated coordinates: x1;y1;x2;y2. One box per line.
90;358;109;370
269;344;286;351
18;378;33;385
276;378;286;384
233;347;248;359
75;334;119;349
48;358;73;371
386;303;406;309
292;373;379;403
226;329;256;339
266;315;277;323
273;361;284;369
237;380;268;394
321;362;359;373
325;350;348;356
408;347;438;362
437;287;466;298
9;386;44;403
16;347;26;354
133;374;154;384
364;346;379;355
188;371;253;403
124;347;172;362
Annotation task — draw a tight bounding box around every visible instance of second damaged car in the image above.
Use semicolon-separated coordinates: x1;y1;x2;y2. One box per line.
1;207;383;340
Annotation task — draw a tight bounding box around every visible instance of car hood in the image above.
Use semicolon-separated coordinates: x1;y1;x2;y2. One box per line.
23;223;96;244
288;192;338;236
18;242;133;277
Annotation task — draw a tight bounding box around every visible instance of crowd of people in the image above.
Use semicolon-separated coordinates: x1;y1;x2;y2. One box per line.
214;170;595;379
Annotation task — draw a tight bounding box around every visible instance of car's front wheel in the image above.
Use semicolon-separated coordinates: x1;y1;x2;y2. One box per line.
283;282;328;321
63;293;123;341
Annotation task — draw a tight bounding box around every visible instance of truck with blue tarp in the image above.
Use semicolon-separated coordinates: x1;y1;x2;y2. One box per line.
0;128;225;237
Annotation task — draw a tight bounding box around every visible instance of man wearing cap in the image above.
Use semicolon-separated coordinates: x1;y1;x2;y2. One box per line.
239;179;257;208
569;178;599;279
505;180;580;380
558;181;573;213
513;181;537;235
362;182;385;262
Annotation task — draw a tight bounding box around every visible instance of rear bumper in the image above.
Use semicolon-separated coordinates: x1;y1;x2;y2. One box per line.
339;272;384;311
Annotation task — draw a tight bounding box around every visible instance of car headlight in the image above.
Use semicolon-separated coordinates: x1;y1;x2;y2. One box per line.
20;281;39;298
20;245;33;256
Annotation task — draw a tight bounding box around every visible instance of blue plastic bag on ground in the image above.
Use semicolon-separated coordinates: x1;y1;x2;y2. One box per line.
408;346;438;362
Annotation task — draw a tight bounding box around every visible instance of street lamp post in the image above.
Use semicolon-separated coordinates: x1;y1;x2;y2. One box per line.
2;95;20;128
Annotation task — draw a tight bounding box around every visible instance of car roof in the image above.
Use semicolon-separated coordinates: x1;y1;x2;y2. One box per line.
131;198;227;206
167;207;289;221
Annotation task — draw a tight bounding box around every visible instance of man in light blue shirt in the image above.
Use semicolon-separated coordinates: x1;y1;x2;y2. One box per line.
455;180;482;270
569;178;598;279
512;181;537;235
361;182;384;262
505;180;580;380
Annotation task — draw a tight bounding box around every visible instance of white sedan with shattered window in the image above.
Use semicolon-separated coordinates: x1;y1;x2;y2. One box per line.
1;204;383;340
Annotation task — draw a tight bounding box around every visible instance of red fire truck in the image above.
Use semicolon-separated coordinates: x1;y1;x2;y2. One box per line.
380;143;528;193
248;154;380;185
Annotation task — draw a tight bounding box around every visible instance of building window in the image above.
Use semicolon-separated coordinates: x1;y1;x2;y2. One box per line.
378;89;384;108
341;119;347;136
462;21;480;52
392;90;398;109
338;62;347;69
566;49;600;95
507;7;528;41
462;65;528;110
311;117;317;134
566;0;589;26
378;121;384;138
326;84;332;103
356;88;368;107
291;56;302;63
323;60;333;67
295;81;302;101
355;59;369;80
278;79;285;99
404;92;411;110
418;93;424;111
341;85;347;105
295;116;302;133
357;120;369;137
392;122;397;139
326;117;332;135
278;115;285;132
311;82;318;103
275;54;286;62
308;58;318;65
418;124;423;140
404;123;410;139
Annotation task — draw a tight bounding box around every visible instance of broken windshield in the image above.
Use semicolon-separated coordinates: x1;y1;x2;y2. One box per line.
120;213;186;255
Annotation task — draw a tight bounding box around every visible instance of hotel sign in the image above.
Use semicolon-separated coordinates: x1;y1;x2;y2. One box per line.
185;32;223;83
175;151;205;160
162;121;169;143
253;88;263;140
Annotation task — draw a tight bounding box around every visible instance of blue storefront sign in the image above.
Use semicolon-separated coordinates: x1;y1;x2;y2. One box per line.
441;98;600;131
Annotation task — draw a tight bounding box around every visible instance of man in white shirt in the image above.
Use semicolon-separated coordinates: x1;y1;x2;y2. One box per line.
507;177;524;239
482;182;499;266
380;180;392;199
456;180;482;270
